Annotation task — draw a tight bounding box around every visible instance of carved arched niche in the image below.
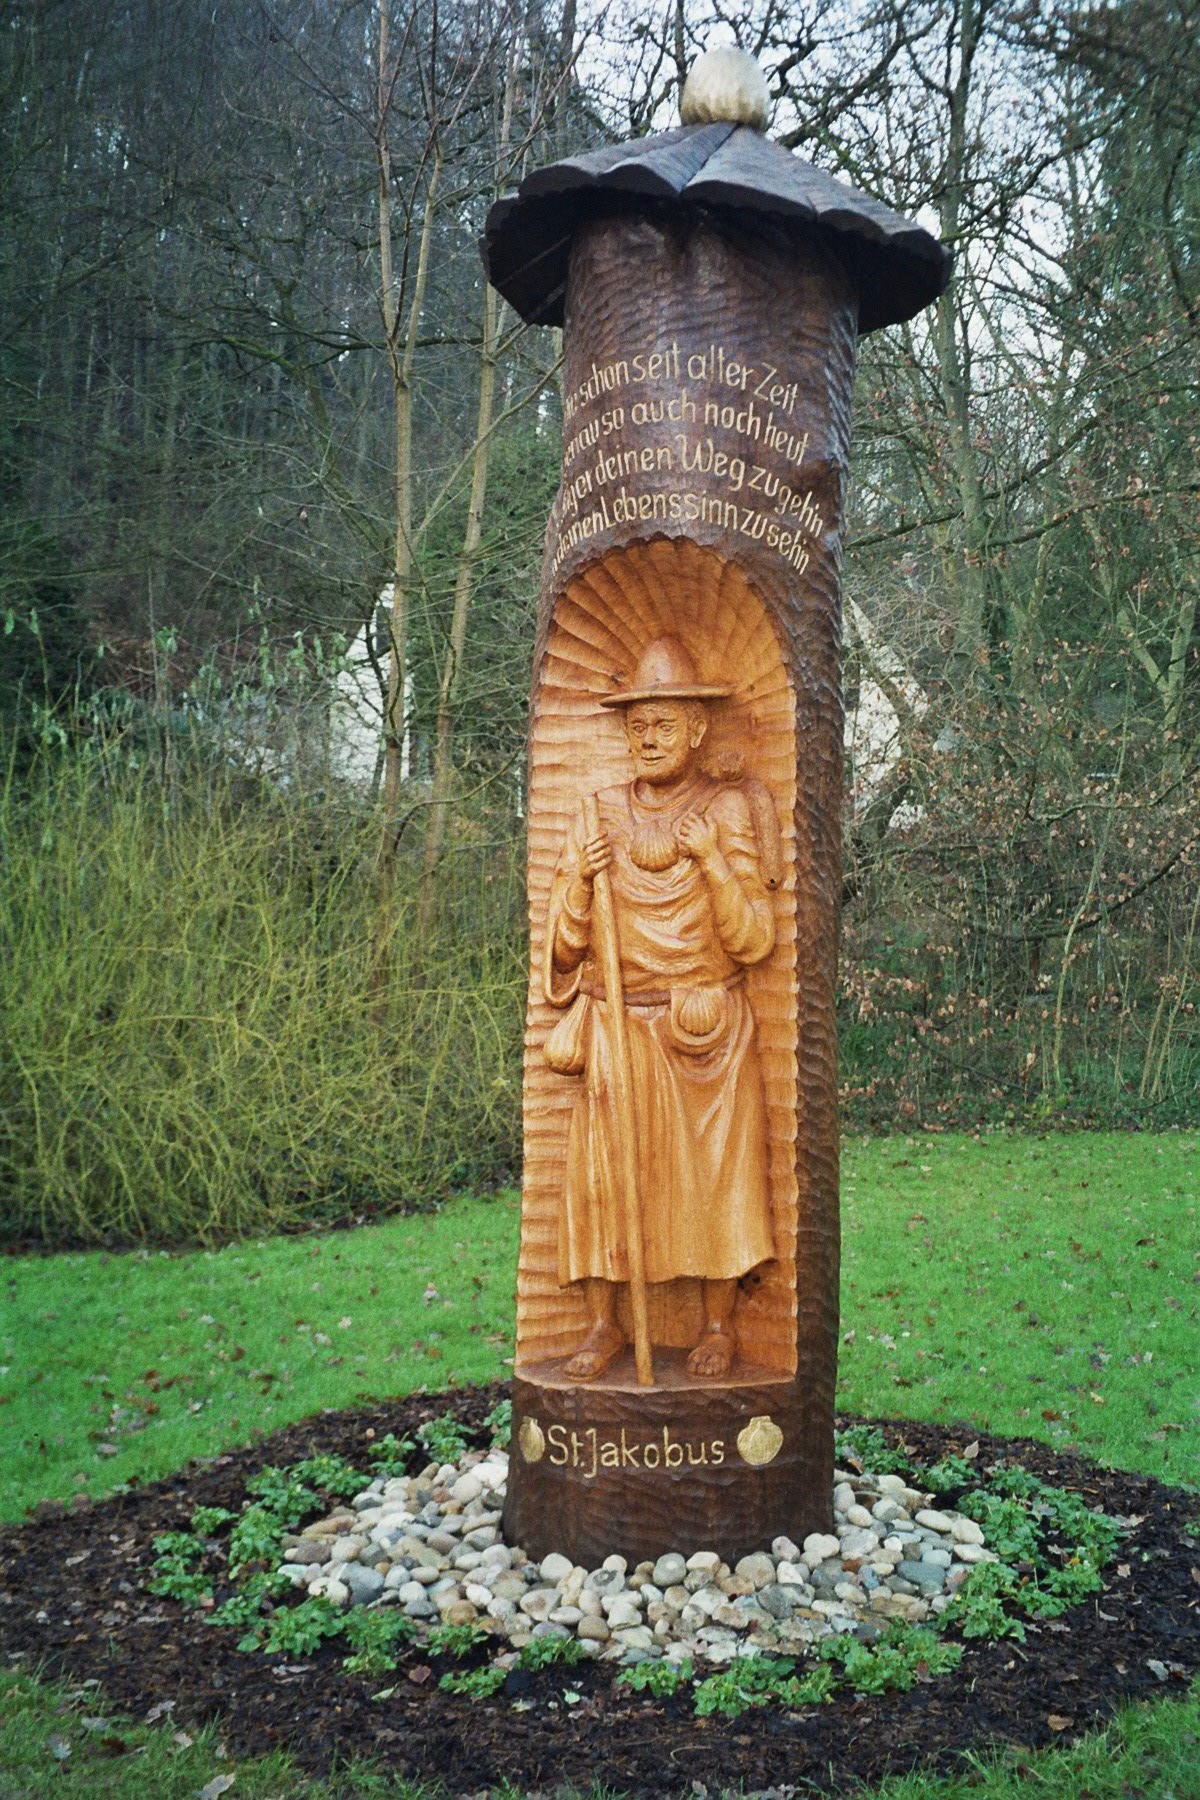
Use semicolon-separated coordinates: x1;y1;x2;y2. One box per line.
519;534;798;1383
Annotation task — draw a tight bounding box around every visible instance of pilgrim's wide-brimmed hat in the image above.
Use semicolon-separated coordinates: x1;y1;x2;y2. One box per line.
598;636;732;708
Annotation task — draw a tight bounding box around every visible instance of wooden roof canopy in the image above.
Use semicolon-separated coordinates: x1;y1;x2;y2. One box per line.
481;118;952;337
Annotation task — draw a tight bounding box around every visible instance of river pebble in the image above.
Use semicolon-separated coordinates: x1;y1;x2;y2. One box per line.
268;1442;1003;1665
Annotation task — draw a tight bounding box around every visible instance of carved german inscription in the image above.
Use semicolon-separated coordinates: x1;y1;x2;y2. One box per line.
550;337;825;583
518;1416;785;1477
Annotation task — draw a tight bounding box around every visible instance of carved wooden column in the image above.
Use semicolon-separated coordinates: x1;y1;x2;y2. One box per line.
483;53;948;1566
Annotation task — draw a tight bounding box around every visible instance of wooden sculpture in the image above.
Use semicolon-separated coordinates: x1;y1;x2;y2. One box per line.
545;636;778;1391
481;49;950;1564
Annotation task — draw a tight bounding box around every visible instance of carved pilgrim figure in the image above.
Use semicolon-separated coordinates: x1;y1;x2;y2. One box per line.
542;636;776;1382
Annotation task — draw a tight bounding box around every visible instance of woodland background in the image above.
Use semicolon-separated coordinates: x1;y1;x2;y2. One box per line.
1;0;1197;1243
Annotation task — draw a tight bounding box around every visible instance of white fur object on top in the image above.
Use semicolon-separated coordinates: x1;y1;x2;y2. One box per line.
680;47;770;132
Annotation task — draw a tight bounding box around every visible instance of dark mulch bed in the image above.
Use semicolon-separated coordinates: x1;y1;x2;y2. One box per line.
1;1386;1197;1795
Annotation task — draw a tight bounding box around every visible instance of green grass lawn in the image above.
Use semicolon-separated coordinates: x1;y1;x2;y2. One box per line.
2;1131;1198;1798
1;1194;522;1521
837;1131;1199;1484
4;1132;1196;1519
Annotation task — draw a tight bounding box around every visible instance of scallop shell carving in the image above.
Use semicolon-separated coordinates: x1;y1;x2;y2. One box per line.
518;1417;546;1464
736;1414;784;1467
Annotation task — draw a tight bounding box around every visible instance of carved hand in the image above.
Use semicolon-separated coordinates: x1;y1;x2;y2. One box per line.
677;811;719;866
576;830;613;885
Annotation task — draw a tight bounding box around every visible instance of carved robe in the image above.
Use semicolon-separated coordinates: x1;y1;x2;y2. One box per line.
544;773;776;1286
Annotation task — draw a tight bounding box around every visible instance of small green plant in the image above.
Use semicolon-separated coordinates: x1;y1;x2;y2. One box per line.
781;1663;839;1706
935;1461;1125;1645
341;1607;417;1675
517;1634;588;1671
935;1462;1124;1642
1036;1484;1123;1569
417;1413;469;1465
834;1425;911;1475
227;1503;292;1574
920;1455;979;1498
939;1563;1028;1642
821;1626;963;1694
485;1398;513;1447
428;1621;488;1659
883;1622;963;1678
692;1654;812;1718
820;1634;897;1694
1020;1558;1103;1616
243;1462;318;1513
291;1454;366;1500
207;1569;291;1641
369;1433;415;1476
960;1491;1041;1562
146;1530;212;1606
439;1664;507;1698
228;1460;333;1573
981;1464;1043;1501
260;1596;345;1656
191;1505;237;1536
209;1568;292;1632
616;1657;693;1698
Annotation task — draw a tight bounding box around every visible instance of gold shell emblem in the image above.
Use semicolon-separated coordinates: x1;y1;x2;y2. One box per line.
518;1417;546;1464
736;1414;783;1468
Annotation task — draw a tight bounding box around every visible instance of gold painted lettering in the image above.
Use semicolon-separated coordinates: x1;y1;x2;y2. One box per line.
547;1424;569;1466
753;363;778;402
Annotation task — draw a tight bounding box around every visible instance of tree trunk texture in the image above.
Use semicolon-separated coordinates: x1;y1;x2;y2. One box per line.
505;207;854;1563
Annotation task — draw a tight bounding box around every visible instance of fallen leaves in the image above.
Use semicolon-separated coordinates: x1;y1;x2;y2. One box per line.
1146;1658;1190;1682
197;1776;236;1798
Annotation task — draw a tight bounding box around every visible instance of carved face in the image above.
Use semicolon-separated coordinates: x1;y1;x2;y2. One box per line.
624;699;707;786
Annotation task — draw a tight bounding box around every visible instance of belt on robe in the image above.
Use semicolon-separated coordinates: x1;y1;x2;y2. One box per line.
580;970;745;1010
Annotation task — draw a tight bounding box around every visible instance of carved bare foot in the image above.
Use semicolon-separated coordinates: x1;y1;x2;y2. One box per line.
562;1321;626;1381
686;1325;736;1379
